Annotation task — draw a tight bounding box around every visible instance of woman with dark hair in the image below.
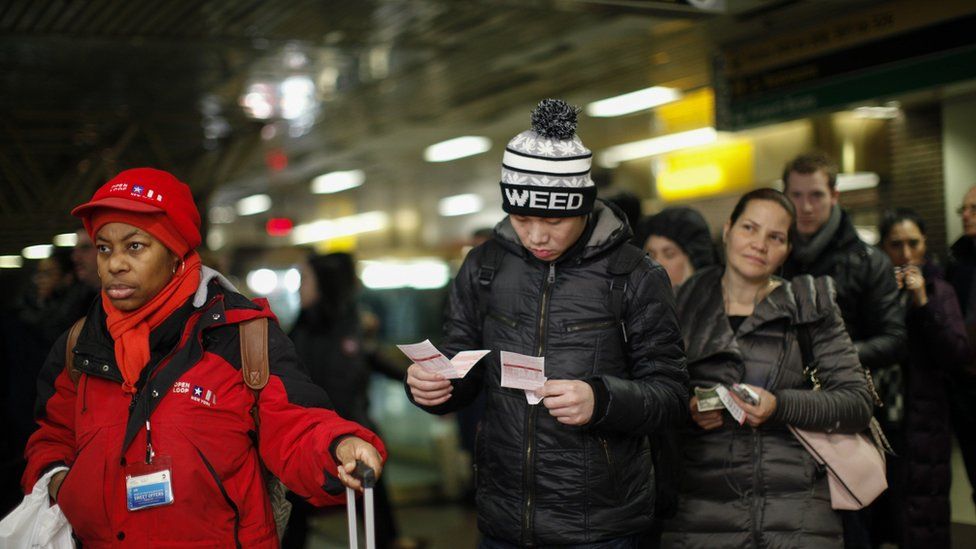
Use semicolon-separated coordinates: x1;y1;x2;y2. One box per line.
634;207;718;288
286;252;409;549
23;168;385;547
873;208;969;549
660;188;873;548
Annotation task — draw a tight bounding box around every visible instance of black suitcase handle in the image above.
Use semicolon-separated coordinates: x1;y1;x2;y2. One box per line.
353;460;376;489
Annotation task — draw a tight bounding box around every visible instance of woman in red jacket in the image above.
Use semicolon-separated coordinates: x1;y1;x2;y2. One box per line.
22;167;385;548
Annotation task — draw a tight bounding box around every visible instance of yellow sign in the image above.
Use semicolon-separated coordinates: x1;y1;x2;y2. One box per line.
656;88;714;133
656;139;754;202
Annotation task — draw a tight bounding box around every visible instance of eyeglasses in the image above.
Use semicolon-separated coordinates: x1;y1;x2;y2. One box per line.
957;205;976;215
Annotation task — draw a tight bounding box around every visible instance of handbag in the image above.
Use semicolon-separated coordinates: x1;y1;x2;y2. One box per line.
790;321;889;511
0;466;74;548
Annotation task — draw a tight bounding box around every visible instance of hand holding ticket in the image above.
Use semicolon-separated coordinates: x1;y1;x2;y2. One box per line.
694;384;753;425
396;339;489;379
499;351;547;405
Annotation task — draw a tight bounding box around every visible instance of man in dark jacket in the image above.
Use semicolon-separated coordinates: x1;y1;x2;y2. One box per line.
781;153;905;371
946;185;976;506
405;100;688;548
780;152;905;549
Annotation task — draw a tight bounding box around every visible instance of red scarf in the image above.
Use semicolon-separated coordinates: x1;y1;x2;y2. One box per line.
102;252;202;394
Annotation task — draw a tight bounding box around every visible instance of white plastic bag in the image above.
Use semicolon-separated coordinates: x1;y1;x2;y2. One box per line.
0;466;73;548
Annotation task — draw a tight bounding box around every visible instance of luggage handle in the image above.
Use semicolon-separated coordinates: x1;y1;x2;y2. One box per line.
346;460;376;549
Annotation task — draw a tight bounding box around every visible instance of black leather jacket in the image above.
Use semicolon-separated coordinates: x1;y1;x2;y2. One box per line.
782;209;905;371
407;202;688;546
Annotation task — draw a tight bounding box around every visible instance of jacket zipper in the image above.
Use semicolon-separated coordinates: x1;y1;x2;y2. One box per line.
599;437;618;497
80;375;88;414
750;429;763;548
488;310;518;329
196;448;242;548
566;319;616;333
522;262;555;546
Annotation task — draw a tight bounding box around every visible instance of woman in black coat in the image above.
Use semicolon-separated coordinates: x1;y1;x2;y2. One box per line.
284;252;406;549
660;188;874;548
873;208;970;549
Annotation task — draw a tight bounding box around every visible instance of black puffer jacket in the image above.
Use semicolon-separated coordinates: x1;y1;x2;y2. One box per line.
782;209;905;371
409;202;688;546
661;267;873;549
289;304;372;428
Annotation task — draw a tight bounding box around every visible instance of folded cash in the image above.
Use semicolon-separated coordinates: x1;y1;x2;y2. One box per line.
695;385;724;412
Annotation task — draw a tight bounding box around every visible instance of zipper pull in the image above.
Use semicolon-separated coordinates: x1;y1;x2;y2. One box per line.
548;263;555;283
620;321;628;343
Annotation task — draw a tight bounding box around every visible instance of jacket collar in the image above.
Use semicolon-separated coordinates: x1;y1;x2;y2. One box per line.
788;207;862;268
493;199;632;263
72;281;266;382
678;266;798;361
951;235;976;262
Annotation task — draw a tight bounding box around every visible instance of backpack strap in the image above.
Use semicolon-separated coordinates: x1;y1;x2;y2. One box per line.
65;317;86;385
476;239;505;317
240;317;270;390
606;243;647;343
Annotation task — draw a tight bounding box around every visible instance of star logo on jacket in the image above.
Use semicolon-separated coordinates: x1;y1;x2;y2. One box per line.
189;384;217;407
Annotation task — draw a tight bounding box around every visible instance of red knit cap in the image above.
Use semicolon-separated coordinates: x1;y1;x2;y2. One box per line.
72;168;201;257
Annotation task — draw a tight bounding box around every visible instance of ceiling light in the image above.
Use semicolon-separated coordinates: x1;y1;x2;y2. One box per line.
22;244;53;259
438;193;483;217
598;128;717;167
852;103;900;119
236;194;272;216
53;233;78;247
836;172;880;192
246;269;278;295
0;255;23;268
291;211;389;245
424;136;491;163
279;75;316;120
586;86;683;117
283;268;302;293
311;169;365;194
361;259;450;290
209;205;236;224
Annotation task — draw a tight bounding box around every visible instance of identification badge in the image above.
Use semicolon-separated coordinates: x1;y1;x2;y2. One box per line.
125;455;174;511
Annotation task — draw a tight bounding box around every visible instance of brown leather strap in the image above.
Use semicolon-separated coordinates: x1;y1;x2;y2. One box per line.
240;317;270;390
65;317;86;385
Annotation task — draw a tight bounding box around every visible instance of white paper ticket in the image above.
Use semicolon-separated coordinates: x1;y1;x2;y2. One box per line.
396;339;457;378
715;385;747;425
500;351;547;404
450;350;491;378
397;340;488;379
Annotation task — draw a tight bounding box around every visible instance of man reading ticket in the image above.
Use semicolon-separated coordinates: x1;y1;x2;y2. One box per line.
404;100;688;548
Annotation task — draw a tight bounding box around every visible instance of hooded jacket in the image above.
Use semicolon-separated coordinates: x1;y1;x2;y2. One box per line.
660;267;873;549
782;208;905;371
23;280;386;548
408;201;688;546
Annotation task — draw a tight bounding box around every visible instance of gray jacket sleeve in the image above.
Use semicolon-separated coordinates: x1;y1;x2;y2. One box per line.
772;276;874;434
589;260;689;434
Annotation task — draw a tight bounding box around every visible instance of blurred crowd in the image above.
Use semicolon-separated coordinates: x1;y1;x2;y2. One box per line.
2;103;976;549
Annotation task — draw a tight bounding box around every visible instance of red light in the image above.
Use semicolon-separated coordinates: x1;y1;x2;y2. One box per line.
265;218;293;237
265;148;288;172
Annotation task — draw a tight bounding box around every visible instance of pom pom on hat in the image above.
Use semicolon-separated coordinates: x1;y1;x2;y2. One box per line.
530;99;580;140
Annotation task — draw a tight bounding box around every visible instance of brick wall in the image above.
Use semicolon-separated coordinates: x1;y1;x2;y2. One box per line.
885;105;948;261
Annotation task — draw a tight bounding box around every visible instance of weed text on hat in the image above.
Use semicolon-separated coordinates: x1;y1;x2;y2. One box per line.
500;99;595;218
